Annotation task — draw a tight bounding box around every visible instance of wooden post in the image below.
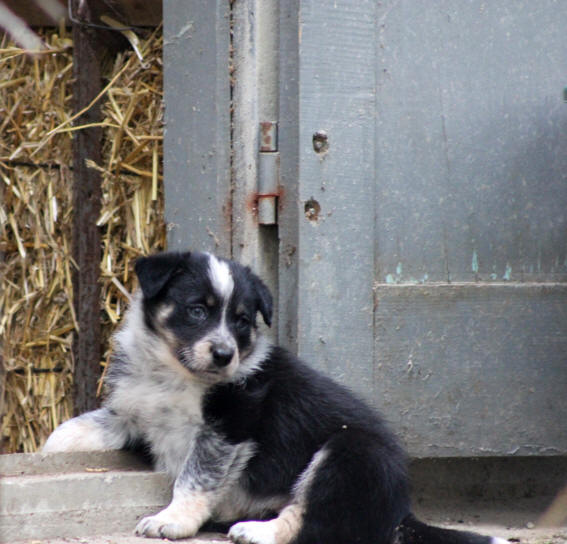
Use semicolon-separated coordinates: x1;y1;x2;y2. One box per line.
71;0;103;415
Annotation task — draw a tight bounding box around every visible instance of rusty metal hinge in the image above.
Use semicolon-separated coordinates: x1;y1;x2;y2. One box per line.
258;121;279;225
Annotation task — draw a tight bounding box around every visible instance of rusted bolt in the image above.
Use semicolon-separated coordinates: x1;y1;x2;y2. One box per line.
304;199;321;222
312;131;329;154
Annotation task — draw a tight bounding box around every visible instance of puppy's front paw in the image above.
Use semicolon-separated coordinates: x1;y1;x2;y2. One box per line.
229;521;277;544
135;511;198;540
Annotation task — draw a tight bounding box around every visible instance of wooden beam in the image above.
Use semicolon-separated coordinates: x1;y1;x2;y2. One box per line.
100;0;162;27
3;0;162;28
71;0;104;416
1;0;66;27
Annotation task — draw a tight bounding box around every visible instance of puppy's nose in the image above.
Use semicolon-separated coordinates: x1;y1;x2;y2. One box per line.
212;346;235;368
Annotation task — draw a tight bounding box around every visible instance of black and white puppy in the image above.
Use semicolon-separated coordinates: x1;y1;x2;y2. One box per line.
43;251;507;544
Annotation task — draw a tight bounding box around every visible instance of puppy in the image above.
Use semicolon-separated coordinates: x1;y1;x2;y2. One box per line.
44;251;507;544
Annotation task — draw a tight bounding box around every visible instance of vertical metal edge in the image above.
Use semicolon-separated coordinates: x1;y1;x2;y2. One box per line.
231;0;280;340
277;0;300;352
231;0;259;267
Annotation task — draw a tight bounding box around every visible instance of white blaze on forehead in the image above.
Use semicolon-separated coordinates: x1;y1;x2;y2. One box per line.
207;254;234;301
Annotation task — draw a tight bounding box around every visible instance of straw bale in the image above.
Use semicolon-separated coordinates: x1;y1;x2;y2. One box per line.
0;26;165;453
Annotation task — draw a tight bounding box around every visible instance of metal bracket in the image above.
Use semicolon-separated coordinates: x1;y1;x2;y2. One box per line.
258;121;279;225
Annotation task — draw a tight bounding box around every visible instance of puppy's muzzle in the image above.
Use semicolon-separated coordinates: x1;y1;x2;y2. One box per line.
211;344;235;368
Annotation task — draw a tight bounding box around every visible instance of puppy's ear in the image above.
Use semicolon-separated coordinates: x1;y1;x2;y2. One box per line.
135;252;187;299
252;275;273;327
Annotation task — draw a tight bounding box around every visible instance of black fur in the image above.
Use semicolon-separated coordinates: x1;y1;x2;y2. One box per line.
203;346;409;543
135;251;185;299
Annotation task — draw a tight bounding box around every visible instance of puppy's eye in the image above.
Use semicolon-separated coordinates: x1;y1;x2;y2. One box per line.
236;314;251;330
187;305;207;321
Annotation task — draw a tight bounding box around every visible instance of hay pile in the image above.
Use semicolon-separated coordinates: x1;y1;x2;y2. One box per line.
0;26;165;453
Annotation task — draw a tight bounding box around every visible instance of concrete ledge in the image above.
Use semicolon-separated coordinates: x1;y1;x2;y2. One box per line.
2;452;566;544
1;471;171;514
0;451;171;543
0;450;152;476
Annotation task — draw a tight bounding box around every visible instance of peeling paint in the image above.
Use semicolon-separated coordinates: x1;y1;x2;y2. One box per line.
384;270;430;284
471;250;479;274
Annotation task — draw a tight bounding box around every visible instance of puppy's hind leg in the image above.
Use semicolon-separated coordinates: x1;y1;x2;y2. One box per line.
228;448;329;544
42;408;127;453
292;431;409;544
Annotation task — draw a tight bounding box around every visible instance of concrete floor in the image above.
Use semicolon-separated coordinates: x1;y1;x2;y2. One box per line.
10;489;567;543
416;500;567;544
12;526;567;544
7;454;567;544
13;504;567;544
411;456;567;543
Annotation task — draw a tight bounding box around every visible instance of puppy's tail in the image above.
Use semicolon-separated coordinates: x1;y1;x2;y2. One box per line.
397;514;509;544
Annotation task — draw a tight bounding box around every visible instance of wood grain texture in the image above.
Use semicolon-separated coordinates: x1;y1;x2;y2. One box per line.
71;0;103;415
374;284;567;456
163;0;231;256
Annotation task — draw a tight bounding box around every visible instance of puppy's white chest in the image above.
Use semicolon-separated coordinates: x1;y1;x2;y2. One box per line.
109;375;205;477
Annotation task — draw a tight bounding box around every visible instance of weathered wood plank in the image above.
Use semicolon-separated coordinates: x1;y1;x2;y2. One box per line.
374;284;567;457
71;0;104;415
374;1;567;284
3;0;162;27
163;0;231;256
293;0;377;397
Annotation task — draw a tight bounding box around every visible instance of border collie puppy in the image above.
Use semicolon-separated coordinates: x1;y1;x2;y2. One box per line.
43;251;507;544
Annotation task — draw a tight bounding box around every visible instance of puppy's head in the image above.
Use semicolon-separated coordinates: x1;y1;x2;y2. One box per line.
134;251;272;382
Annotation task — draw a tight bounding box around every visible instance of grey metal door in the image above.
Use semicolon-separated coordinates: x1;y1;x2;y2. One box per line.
164;0;567;457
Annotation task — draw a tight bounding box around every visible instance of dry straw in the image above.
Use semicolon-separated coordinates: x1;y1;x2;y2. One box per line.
0;25;165;453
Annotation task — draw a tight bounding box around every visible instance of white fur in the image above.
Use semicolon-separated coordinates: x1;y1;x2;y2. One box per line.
229;521;277;544
42;409;121;453
491;538;510;544
105;292;270;478
234;334;272;381
108;292;208;478
207;253;234;301
229;504;303;544
135;490;207;539
293;446;329;501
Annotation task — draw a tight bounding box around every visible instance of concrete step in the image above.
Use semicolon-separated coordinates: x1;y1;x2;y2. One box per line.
2;452;566;544
0;451;172;543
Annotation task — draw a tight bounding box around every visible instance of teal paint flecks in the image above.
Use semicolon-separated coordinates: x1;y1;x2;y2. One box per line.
472;250;479;274
385;263;403;284
503;263;512;281
384;264;428;284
